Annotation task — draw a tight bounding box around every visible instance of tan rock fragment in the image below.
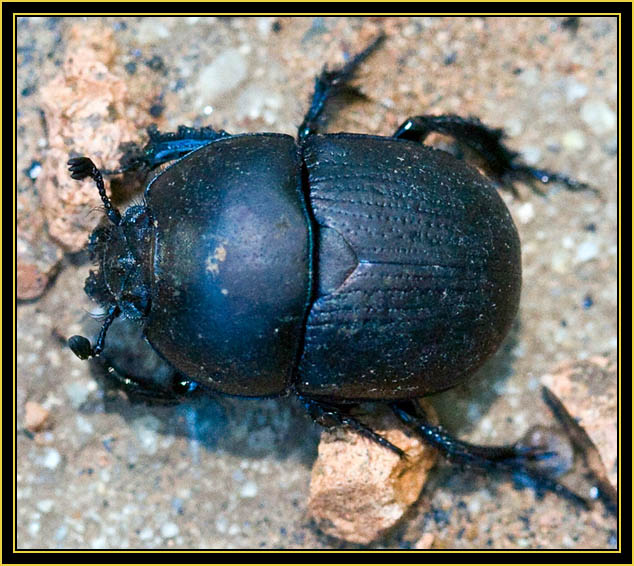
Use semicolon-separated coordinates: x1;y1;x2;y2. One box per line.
24;401;51;432
39;23;153;251
308;401;438;544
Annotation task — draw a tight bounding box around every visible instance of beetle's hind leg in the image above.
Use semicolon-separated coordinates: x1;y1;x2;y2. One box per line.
390;399;589;509
298;34;385;140
298;395;406;457
393;114;597;196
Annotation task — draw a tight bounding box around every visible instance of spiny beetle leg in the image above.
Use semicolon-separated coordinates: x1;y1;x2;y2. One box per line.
139;124;232;169
393;114;597;196
298;34;385;140
98;353;202;405
390;400;589;509
101;124;233;175
298;395;405;457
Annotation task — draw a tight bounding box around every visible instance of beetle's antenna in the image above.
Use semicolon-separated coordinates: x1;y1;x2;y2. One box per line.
68;305;121;360
68;157;122;225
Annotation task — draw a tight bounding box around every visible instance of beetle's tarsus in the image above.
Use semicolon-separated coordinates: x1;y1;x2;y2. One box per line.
507;163;600;197
393;113;597;197
390;400;589;509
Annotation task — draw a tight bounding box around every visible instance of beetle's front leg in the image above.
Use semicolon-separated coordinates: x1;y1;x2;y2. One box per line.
298;395;405;457
393;114;597;196
107;124;232;174
390;399;589;509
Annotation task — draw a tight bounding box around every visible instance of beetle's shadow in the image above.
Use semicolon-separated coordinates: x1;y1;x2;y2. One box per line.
78;317;322;467
77;314;522;471
425;317;522;438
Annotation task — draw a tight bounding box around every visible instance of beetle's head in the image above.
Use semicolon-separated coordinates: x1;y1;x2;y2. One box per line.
66;155;159;361
87;205;154;321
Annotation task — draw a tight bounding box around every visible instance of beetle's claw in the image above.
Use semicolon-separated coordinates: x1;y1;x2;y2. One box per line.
68;335;94;360
67;156;96;180
512;444;558;463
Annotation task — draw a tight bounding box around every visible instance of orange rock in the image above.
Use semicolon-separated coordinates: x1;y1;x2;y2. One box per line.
24;401;51;432
308;401;438;544
39;23;154;251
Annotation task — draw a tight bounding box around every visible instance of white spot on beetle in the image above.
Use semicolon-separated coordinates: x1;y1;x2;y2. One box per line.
206;244;227;277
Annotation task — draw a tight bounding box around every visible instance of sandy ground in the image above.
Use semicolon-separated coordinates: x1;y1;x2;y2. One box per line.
16;16;618;550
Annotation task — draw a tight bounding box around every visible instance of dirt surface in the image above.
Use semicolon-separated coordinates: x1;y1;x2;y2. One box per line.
16;16;618;550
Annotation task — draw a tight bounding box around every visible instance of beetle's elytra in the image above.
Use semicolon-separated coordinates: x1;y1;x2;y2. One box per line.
67;35;592;507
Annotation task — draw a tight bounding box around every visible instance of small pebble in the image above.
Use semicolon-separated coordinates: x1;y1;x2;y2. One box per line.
24;401;50;432
550;250;569;273
132;415;162;455
504;118;523;137
521;146;541;165
239;481;258;498
64;381;90;409
565;79;588;102
27;161;42;180
41;447;61;469
197;48;248;104
36;499;54;513
161;522;179;539
515;202;535;224
580;100;616;135
562;236;575;249
137;20;171;44
215;516;228;533
414;532;435;549
519;67;539;87
55;525;68;542
562;129;586;151
75;415;94;435
575;238;599;263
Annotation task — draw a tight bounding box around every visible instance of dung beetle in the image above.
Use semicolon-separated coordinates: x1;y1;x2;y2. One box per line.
67;35;593;507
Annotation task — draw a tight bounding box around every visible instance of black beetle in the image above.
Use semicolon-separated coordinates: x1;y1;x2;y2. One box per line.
67;36;592;506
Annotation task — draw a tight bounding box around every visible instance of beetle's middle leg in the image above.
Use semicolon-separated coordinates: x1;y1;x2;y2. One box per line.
390;399;589;508
298;34;384;140
97;353;203;405
298;395;405;457
393;114;596;195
